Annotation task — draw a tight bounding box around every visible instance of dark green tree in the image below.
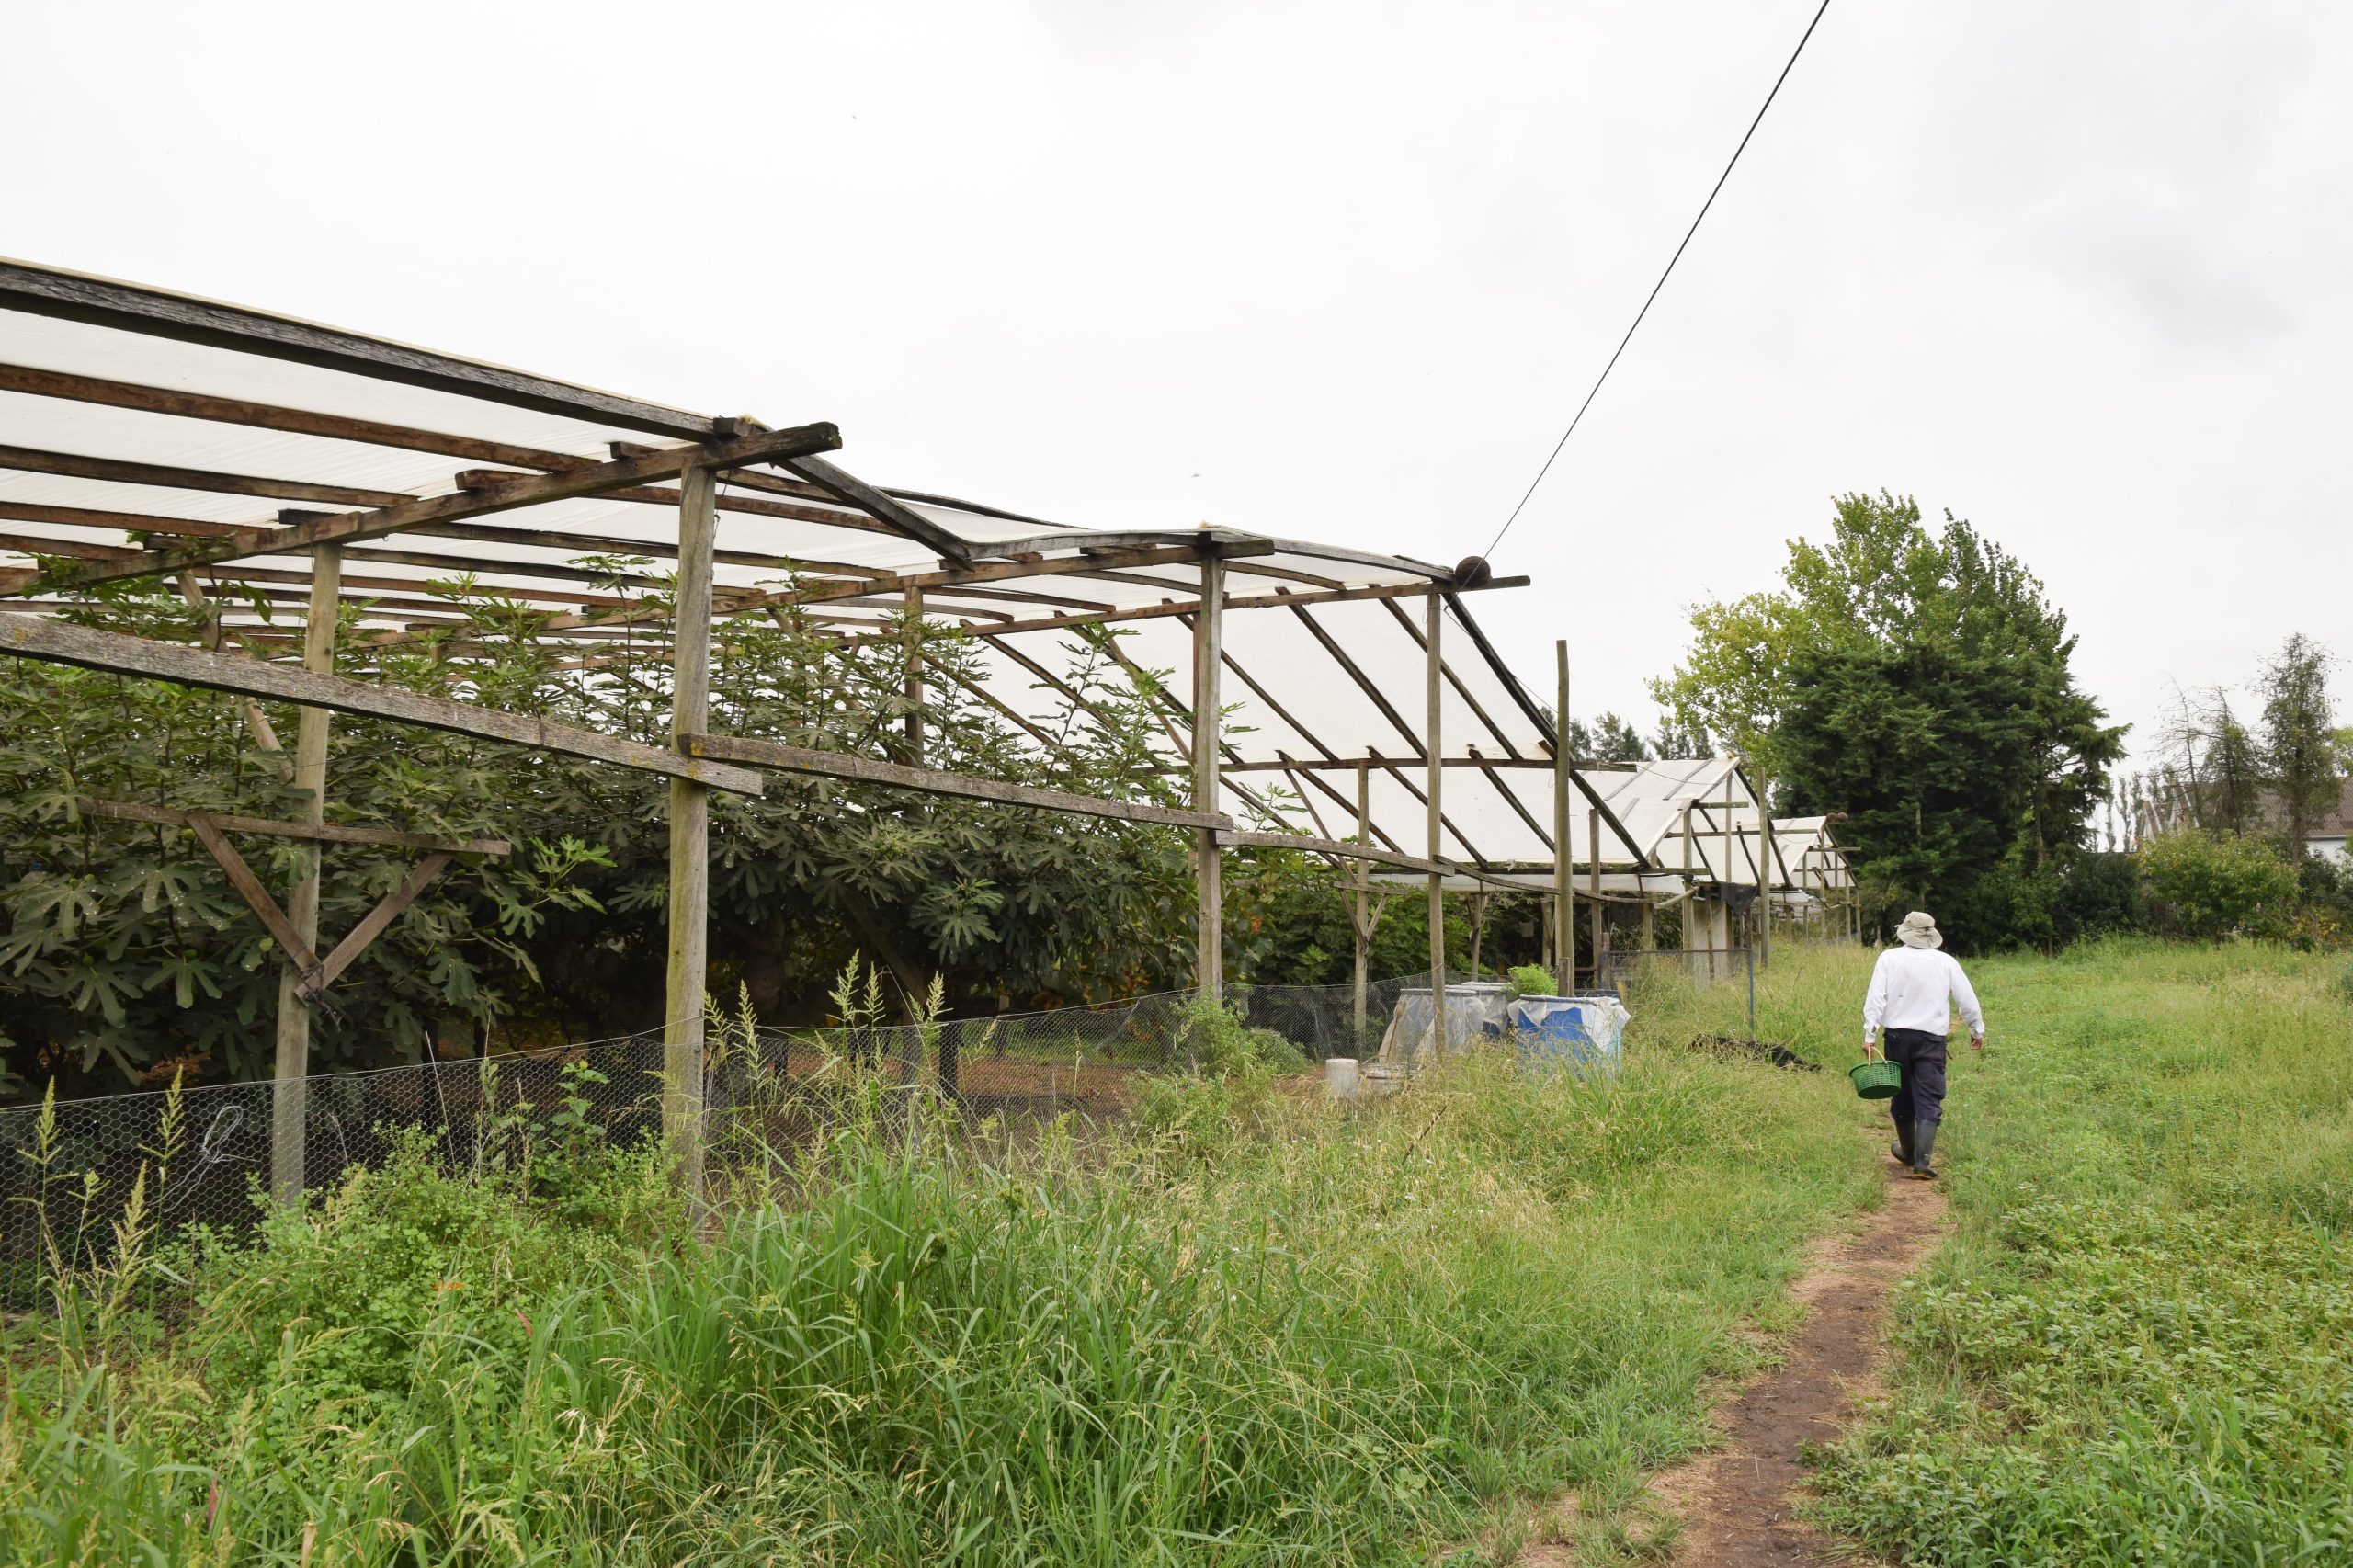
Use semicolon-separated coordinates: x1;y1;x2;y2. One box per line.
1753;502;2122;950
2258;632;2337;864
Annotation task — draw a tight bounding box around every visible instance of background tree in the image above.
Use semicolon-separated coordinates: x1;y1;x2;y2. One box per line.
1666;491;2121;950
1650;491;1948;786
2258;632;2337;864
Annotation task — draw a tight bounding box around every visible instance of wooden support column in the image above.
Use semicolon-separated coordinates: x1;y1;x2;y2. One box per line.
664;465;717;1205
1680;800;1698;975
1552;642;1572;993
903;584;925;765
1192;555;1224;1002
269;543;339;1207
1353;763;1370;1047
1588;807;1603;989
1426;593;1446;1051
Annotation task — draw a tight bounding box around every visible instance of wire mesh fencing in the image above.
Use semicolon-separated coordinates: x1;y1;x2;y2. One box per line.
1597;946;1756;1039
0;972;1468;1312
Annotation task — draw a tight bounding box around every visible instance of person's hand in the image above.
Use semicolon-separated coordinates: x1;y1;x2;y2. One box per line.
1862;1037;1880;1060
1970;1032;1985;1054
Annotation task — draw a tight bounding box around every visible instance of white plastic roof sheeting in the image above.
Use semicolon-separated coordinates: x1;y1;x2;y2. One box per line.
4;258;1652;879
1772;816;1854;892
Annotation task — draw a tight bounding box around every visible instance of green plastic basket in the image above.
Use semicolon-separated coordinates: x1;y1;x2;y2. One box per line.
1848;1059;1904;1100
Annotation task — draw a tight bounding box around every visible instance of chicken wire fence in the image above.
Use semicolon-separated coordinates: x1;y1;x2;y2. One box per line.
0;972;1457;1312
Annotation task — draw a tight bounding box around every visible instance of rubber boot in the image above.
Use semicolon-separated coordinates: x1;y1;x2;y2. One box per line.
1910;1119;1938;1181
1890;1119;1915;1167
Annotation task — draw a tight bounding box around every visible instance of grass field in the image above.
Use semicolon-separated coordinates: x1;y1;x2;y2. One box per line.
3;939;2345;1564
1813;940;2353;1566
0;957;1873;1566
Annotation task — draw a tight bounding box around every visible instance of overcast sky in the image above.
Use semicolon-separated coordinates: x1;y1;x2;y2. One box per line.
9;0;2347;766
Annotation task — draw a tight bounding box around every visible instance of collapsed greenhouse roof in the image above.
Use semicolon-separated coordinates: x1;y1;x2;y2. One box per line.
0;256;1652;884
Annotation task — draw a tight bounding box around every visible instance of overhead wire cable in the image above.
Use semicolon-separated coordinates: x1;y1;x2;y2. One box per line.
1487;0;1834;557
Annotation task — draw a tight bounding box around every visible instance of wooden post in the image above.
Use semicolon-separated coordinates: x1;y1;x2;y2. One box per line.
1353;763;1370;1048
903;584;925;765
1193;555;1224;1002
1640;887;1655;951
1552;642;1572;993
1681;799;1695;975
1588;804;1603;990
270;544;340;1206
1723;769;1737;980
1468;891;1486;979
1426;593;1446;1053
664;465;717;1206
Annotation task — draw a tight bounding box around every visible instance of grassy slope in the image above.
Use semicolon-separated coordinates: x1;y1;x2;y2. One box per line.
0;954;1880;1567
1814;940;2353;1566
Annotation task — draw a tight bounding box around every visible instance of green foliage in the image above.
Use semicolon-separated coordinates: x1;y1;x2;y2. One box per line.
0;950;1878;1564
1814;940;2353;1564
1507;963;1557;996
0;582;1228;1096
2258;631;2339;858
1671;492;2124;949
1173;997;1308;1076
182;1127;660;1406
1651;490;1952;783
2137;828;2299;939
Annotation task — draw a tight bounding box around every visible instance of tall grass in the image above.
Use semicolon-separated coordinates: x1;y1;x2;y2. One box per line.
0;949;1880;1565
1813;938;2353;1566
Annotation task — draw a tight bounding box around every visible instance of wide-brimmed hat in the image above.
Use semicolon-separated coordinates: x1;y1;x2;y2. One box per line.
1896;911;1942;949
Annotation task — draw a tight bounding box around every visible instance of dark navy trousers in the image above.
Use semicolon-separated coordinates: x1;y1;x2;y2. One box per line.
1883;1028;1949;1129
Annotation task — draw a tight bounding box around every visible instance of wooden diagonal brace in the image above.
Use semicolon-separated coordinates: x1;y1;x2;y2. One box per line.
186;813;321;977
299;853;451;1004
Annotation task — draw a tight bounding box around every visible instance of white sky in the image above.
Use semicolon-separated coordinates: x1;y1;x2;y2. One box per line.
8;0;2348;763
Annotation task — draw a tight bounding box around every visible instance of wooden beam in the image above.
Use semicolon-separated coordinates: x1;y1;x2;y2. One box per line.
11;421;843;594
684;732;1228;829
0;258;722;438
0;361;614;473
866;575;1530;646
780;452;974;562
297;853;453;1005
0;611;763;793
378;539;1281;650
1231;829;1443;878
74;798;509;856
186;813;320;975
1381;596;1525;760
0;444;406;509
1290;602;1425;755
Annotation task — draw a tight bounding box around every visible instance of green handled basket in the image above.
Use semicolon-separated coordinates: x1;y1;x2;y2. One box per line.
1849;1058;1904;1100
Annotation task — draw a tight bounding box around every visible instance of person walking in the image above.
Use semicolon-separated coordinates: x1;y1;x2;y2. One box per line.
1862;911;1984;1181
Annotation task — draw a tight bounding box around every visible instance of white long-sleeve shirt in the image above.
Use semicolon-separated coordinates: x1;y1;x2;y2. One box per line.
1863;946;1984;1042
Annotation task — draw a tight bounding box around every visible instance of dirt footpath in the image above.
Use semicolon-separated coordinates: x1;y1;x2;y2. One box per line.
1645;1124;1949;1567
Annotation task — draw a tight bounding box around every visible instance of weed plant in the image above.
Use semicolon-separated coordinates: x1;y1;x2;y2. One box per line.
0;951;1875;1565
